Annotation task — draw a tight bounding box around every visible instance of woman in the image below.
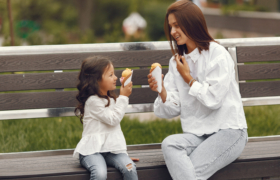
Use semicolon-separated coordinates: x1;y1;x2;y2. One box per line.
147;1;248;180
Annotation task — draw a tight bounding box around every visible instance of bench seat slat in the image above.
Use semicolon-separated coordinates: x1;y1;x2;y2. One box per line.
0;139;280;179
0;50;172;72
0;151;164;166
238;63;280;80
1;140;279;173
3;159;279;180
0;156;167;177
0;174;91;180
0;140;278;163
0;144;162;160
4;142;279;167
3;168;172;180
209;159;280;180
238;153;280;161
242;140;280;148
0;69;169;92
237;45;280;63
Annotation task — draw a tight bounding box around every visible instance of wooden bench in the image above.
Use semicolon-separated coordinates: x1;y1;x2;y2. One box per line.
0;37;280;180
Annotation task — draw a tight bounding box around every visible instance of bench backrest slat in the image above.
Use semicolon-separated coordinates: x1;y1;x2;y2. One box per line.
0;88;158;111
236;45;280;98
238;63;280;80
0;50;172;72
239;81;280;98
1;79;279;111
237;45;280;63
0;69;169;92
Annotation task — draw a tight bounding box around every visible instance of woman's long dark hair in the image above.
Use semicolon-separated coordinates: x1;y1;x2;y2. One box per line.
164;0;217;56
75;56;117;124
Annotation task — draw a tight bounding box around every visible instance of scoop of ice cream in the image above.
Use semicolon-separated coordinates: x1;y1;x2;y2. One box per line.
150;63;162;73
122;68;132;77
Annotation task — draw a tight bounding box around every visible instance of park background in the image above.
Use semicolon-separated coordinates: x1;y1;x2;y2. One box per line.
0;0;280;153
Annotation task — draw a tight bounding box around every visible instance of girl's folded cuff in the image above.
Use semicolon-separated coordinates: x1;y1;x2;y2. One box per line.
118;95;129;101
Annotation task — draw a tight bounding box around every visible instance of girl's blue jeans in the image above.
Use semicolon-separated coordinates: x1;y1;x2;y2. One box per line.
162;128;248;180
79;152;138;180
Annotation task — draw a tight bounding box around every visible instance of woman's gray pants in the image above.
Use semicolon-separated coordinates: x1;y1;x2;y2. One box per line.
161;128;248;180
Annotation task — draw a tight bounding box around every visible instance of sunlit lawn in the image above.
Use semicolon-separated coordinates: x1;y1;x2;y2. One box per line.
0;105;279;153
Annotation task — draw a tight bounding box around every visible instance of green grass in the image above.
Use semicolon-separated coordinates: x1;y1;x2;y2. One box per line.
0;105;279;153
244;105;280;136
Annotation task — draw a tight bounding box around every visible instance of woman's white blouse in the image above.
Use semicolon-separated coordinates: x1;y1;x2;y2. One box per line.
73;95;128;159
154;42;248;136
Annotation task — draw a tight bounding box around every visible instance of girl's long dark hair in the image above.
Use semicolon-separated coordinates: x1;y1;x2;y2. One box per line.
164;0;217;56
75;56;117;124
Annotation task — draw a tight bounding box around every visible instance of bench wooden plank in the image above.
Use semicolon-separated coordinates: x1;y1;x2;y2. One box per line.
2;80;278;111
1;140;279;169
239;81;280;98
238;63;280;80
0;91;77;111
0;144;162;160
4;159;279;180
0;50;172;72
0;155;167;177
1;140;278;168
4;148;279;169
0;69;169;92
237;45;280;63
1;174;90;180
1;139;280;179
248;135;280;142
0;88;157;111
2;159;280;180
209;159;280;180
1;81;279;119
0;168;173;180
2;79;280;111
7;174;90;180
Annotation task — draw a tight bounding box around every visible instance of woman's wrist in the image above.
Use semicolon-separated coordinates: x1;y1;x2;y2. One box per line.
190;79;196;86
182;73;193;84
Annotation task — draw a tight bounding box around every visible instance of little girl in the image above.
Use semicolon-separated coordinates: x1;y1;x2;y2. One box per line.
73;56;138;180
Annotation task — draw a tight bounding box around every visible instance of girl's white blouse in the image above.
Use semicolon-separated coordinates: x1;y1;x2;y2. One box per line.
154;42;248;136
73;95;128;159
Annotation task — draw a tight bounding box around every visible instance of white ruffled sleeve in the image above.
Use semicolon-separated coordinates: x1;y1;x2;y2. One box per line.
189;51;234;110
154;57;181;119
88;95;128;126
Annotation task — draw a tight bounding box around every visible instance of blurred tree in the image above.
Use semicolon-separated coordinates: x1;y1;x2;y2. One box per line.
140;2;170;41
75;0;94;33
92;0;130;39
0;0;175;46
3;0;82;45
